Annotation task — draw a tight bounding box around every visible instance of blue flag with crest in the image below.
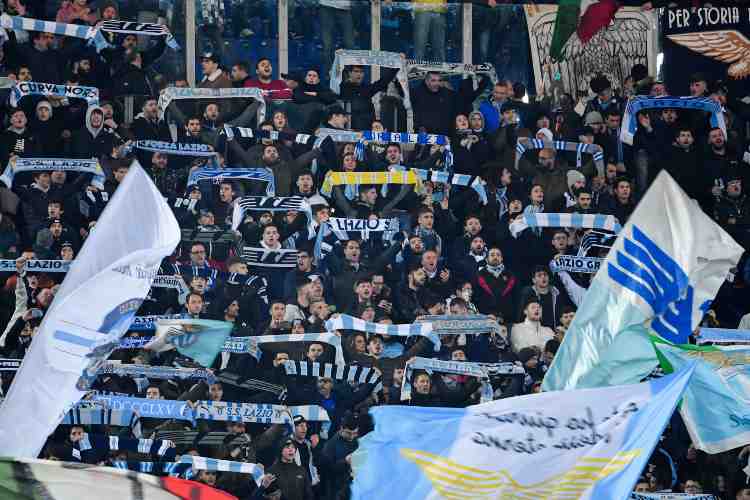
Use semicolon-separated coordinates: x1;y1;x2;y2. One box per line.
146;319;233;367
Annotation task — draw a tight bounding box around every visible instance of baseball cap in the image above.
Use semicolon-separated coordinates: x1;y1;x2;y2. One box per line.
201;52;220;64
293;415;307;426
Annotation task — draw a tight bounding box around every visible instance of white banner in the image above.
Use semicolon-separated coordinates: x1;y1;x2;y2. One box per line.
0;161;180;458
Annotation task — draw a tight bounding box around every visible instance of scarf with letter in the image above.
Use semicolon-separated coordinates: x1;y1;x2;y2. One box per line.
1;157;105;189
401;356;494;403
329;50;411;110
10;81;99;107
187;168;275;196
158;87;266;121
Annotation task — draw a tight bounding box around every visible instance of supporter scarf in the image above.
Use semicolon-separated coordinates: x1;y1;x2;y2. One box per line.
96;362;216;383
113;456;264;480
187;167;275;196
98;20;180;49
157;87;266;122
629;494;718;500
554;255;603;274
0;13;108;51
514;137;605;176
696;328;750;345
325;314;440;351
406;60;498;82
404;167;487;204
620;96;726;146
320;170;420;197
241;246;298;269
0;358;21;371
231;196;312;232
415;314;502;336
10;81;99;107
125;314;184;333
0;259;71;273
354;131;453;169
225;333;345;365
283;360;383;393
74;433;176;461
150;275;190;303
510;212;622;238
401;356;494;404
223;125;314;146
61;406;139;429
326;217;398;240
315;127;361;144
329;49;411;110
473;362;526;377
122;140;216;158
0;157;105;189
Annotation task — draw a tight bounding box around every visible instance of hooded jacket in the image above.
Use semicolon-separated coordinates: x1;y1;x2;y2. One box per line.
71;106;116;159
30;102;64;156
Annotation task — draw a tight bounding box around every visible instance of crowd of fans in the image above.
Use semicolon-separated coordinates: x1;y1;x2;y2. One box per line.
0;1;749;499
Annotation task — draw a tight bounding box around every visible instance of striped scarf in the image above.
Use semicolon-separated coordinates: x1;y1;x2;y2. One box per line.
415;314;502;335
96;363;216;383
329;49;412;110
10;81;99;107
74;433;176;462
320;170;421;197
0;157;105;190
225;333;345;365
394;167;487;204
401;356;494;404
696;328;750;345
284;360;383;393
354;131;452;169
112;456;264;482
186;167;275;196
325;314;440;351
510;212;622;238
223;125;314;146
0;259;70;273
98;20;179;49
0;13;107;51
515;138;605;176
122;140;217;158
231;196;312;231
158;86;265;122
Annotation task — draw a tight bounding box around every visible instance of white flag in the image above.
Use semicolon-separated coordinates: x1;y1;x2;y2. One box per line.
0;162;180;458
543;171;744;391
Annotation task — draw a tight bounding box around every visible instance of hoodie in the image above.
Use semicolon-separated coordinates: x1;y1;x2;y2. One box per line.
70;106;116;159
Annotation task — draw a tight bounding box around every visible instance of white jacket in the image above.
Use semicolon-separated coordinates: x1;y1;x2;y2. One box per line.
0;271;28;347
510;318;554;354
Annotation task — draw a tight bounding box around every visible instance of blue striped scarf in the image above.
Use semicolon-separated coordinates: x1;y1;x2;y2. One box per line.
96;363;216;383
696;328;750;345
111;456;264;482
187;167;275;196
325;314;440;351
401;356;494;403
354;131;453;169
10;81;99;107
0;14;108;51
510;212;622;238
122;140;217;158
515;138;605;176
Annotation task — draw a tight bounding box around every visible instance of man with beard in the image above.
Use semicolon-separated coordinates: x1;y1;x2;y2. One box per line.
474;246;518;320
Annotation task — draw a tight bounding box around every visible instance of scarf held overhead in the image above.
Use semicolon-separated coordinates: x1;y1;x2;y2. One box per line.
158;86;266;122
0;13;108;51
510;212;622;238
10;81;99;107
0;157;105;189
320;170;421;197
187;168;275;196
400;356;494;403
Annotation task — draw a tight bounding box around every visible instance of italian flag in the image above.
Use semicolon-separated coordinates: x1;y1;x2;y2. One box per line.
550;0;621;61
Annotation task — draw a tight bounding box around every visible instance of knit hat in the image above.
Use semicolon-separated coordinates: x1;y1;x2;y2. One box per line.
584;111;604;126
566;170;586;191
536;127;553;142
36;100;52;113
517;347;538;364
590;75;611;94
630;63;648;82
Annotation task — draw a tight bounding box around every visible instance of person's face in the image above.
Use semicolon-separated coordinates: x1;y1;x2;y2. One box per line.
317;377;333;393
492;84;508;102
634;482;650;493
727;180;742;197
356;281;372;299
307;343;324;361
606;114;621;130
414;374;431;394
209;383;223;401
552;233;568;251
677;131;694;147
451;350;467;361
465;217;481;235
114;167;129;183
561;311;575;327
690;80;707;97
201;58;218;76
190;245;206;264
530;185;544;203
257;59;273;78
343;154;357;171
615;181;631;200
199;212;215;226
102;6;117;19
294;421;308;440
709;129;725;148
470;237;485;254
273;353;289;367
525;354;539;369
543;350;555;366
578;193;592;209
418;212;434;230
371;276;384;294
69;427;84;443
353;335;366;353
143;99;157;118
526;302;542;321
230;65;247;81
205;104;219;121
598;87;613;101
263;226;280;246
344;241;360;262
469;114;483;130
146;387;161;399
17;67;32;81
368;338;384;356
372;121;384;133
533;271;549;288
37;288;53;307
152;152;168;170
50;222;63;238
199;471;217;486
35;172;50;189
187;295;203;314
409;236;424;253
312;301;330;319
422;252;438;271
10;111;26;129
684;481;701;494
36;105;51;121
187;119;201;135
34;33;54;50
651;83;666;96
297;253;312;271
386;146;401;164
538;150;555;170
47;203;61;219
329;113;348;128
426;74;442;92
455;114;469;130
191;276;206;293
271;303;285;321
90;111;103;128
52;172;66;185
305;70;319;85
508;199;522;214
61;246;74;260
606;164;618;180
536;116;551;130
219;184;233;202
263;146;279;164
662;109;678;124
77;59;91;73
296;174;313;193
349;66;365;84
226;300;240;318
273;112;287;130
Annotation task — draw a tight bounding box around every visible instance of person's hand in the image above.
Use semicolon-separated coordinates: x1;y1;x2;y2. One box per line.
711;184;722;197
260;474;277;489
637;113;652;132
104;118;117;129
641;2;653;11
439;268;450;282
345;454;352;465
304;91;317;96
488;0;497;7
310;434;320;448
15;257;26;273
379;300;392;313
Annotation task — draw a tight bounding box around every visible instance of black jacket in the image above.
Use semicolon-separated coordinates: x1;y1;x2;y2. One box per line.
411;81;458;136
339;67;398;130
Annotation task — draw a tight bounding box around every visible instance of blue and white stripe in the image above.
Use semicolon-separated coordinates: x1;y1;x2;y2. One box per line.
510;212;622;238
696;328;750;345
0;14;108;51
187;168;275;196
325;314;440;350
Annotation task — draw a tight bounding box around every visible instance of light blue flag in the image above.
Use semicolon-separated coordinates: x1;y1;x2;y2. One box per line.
543;171;743;391
145;319;232;367
654;339;750;454
351;364;695;500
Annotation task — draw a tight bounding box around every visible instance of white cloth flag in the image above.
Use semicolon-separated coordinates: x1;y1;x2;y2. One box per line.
543;171;744;391
0;161;180;458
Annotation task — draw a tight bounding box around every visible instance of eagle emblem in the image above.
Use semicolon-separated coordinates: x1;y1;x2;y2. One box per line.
668;31;750;79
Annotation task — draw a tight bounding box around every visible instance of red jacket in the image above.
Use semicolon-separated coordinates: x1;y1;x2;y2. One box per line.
244;79;293;100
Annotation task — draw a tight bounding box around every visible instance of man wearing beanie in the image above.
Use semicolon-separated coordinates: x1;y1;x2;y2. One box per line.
584;74;622;116
267;437;313;500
